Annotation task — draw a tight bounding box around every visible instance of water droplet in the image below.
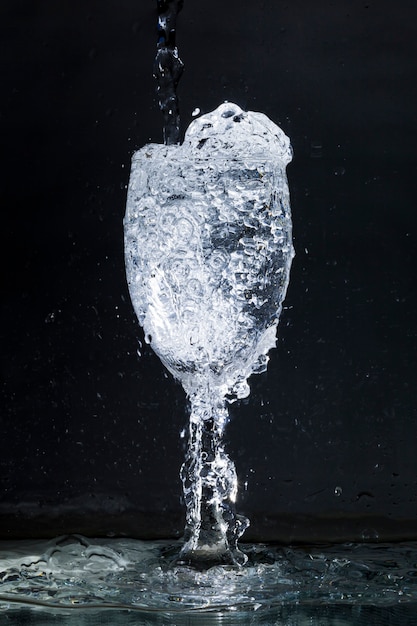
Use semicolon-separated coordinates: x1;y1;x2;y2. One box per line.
334;486;343;496
310;140;323;158
192;107;200;117
361;528;379;541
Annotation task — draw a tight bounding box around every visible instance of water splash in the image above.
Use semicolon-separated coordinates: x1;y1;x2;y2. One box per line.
124;102;294;566
1;536;417;617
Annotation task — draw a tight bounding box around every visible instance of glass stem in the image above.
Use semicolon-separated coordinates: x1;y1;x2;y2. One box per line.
179;395;248;567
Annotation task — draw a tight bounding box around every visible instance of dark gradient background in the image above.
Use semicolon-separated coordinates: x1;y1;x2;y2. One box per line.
1;1;416;542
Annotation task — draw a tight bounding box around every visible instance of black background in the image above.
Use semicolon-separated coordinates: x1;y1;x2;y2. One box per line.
1;1;416;542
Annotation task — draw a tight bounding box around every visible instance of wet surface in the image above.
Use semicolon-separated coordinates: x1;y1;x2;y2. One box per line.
1;536;417;623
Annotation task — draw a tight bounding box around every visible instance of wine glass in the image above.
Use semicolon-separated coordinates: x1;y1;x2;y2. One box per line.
124;102;294;567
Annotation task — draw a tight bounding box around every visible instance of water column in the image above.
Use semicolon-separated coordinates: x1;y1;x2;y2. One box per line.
154;0;184;145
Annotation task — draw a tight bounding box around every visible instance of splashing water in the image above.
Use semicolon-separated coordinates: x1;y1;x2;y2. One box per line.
2;535;417;619
124;102;294;566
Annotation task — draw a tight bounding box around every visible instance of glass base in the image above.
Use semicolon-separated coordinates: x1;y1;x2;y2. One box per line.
1;535;416;623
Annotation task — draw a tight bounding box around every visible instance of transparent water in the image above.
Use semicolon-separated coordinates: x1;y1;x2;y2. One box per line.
1;535;417;624
124;103;294;565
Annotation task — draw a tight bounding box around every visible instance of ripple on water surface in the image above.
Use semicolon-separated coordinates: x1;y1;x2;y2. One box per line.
1;535;417;623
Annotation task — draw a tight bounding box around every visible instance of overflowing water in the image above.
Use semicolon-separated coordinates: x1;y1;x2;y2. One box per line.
124;102;294;566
